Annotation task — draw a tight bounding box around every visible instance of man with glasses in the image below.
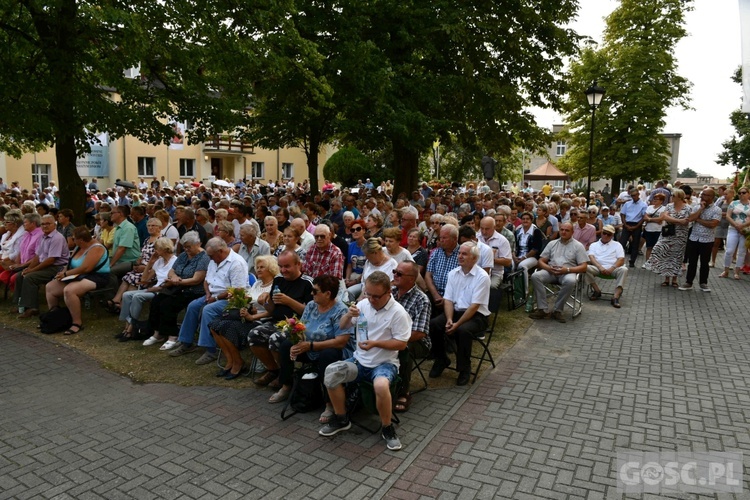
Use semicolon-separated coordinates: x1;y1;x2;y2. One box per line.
320;271;411;451
391;261;431;413
109;207;141;281
15;215;69;318
428;242;490;386
680;188;722;292
303;225;344;280
586;225;628;308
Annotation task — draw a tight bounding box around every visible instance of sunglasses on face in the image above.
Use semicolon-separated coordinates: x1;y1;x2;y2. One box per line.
364;291;388;300
392;270;415;278
352;227;364;232
314;234;327;240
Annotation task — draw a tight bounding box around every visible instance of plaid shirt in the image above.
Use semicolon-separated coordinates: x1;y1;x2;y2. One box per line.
426;245;459;295
303;242;344;279
392;285;432;350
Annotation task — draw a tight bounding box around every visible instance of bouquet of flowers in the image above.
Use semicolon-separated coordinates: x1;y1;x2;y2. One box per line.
276;316;307;344
224;288;252;321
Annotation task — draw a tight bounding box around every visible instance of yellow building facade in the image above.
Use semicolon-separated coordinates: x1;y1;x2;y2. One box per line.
0;134;334;190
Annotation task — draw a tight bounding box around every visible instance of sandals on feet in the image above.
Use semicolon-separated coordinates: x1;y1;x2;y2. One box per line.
268;387;290;404
734;272;741;280
671;281;679;288
719;271;729;278
105;300;121;314
661;281;670;287
394;394;412;413
64;323;84;335
319;408;335;424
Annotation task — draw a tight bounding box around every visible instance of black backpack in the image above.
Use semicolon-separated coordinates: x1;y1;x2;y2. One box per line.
39;308;73;334
281;367;324;420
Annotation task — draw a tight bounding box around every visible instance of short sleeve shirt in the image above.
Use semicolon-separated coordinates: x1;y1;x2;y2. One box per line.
171;250;211;295
540;238;589;268
689;204;722;243
113;220;141;263
426;245;459;295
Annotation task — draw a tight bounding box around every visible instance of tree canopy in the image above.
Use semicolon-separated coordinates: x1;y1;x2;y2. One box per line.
718;68;750;179
558;0;693;191
0;0;300;221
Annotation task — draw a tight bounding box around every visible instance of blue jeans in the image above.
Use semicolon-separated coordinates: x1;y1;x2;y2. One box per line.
177;297;227;348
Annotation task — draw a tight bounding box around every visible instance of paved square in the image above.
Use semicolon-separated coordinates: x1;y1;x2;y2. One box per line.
1;263;749;498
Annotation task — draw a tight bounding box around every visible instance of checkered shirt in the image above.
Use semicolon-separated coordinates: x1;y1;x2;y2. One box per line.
392;285;432;350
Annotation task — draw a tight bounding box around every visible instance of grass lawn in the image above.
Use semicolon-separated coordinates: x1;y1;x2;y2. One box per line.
1;300;532;391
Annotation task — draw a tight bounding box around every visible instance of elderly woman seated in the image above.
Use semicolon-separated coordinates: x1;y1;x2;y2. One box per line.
45;227;110;335
208;254;277;379
117;237;177;341
138;232;209;350
267;275;352;423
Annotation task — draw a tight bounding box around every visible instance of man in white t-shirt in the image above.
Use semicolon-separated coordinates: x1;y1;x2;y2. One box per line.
320;271;411;451
586;225;628;308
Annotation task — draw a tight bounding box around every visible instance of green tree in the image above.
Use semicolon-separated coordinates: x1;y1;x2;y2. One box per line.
0;0;296;223
679;167;698;178
243;0;343;195
323;146;391;187
558;0;692;193
718;68;750;181
336;0;580;196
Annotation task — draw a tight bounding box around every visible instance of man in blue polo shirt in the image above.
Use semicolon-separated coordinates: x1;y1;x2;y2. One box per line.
618;189;647;267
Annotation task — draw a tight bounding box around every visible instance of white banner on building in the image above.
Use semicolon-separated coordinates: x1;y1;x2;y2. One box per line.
169;120;186;149
76;132;109;178
740;0;750;112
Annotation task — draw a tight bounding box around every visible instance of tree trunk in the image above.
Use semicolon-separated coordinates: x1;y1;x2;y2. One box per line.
56;135;85;226
392;140;419;199
611;175;623;198
306;135;320;196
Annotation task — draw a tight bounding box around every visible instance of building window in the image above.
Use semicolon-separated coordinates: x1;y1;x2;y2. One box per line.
138;157;155;177
553;179;565;188
282;162;294;180
32;164;51;189
555;141;567;156
251;161;264;179
179;158;195;178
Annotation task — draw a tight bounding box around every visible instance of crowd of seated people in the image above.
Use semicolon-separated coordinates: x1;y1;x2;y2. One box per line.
0;175;743;450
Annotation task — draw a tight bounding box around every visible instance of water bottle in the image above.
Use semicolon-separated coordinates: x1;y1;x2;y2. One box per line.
272;285;280;298
525;285;534;312
357;318;368;342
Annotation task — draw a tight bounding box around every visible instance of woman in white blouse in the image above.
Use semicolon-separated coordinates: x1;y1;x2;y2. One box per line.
0;210;25;268
118;238;177;341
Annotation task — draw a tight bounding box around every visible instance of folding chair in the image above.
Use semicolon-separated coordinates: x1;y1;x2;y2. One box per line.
501;267;527;311
443;287;502;383
409;347;429;394
587;273;617;299
347;376;402;434
542;272;584;319
215;347;261;382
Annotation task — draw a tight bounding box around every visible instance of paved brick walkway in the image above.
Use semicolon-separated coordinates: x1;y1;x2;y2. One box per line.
2;260;750;498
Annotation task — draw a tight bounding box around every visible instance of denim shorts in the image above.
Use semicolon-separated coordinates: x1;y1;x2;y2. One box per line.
323;357;398;388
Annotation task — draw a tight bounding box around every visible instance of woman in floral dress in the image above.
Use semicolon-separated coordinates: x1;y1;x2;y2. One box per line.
649;189;691;287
